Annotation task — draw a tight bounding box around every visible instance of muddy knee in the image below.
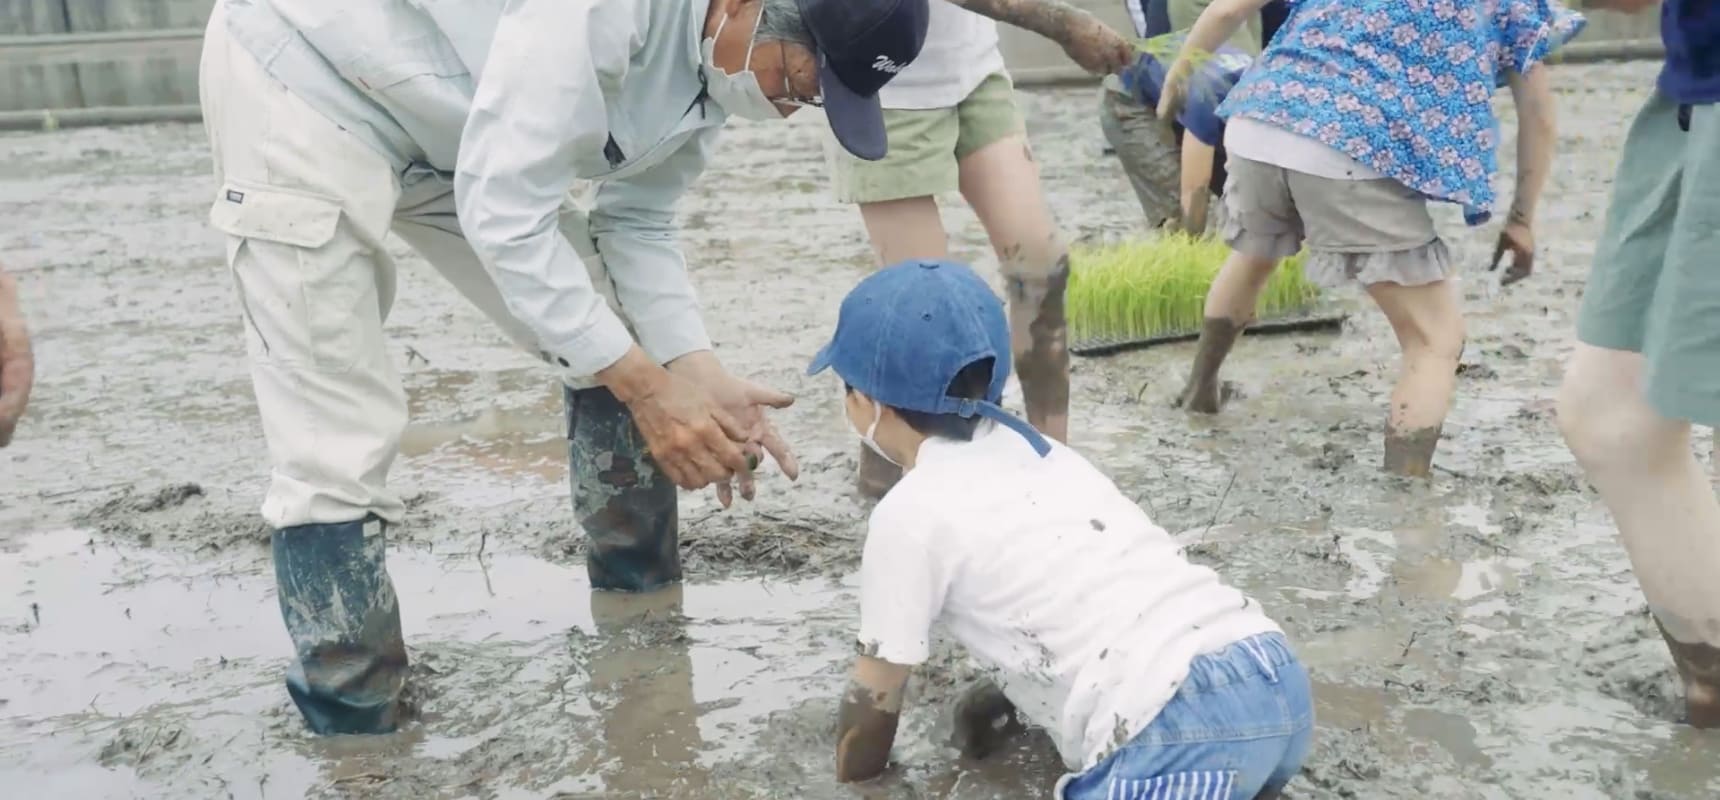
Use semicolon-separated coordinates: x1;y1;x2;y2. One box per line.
566;385;680;592
1556;373;1682;472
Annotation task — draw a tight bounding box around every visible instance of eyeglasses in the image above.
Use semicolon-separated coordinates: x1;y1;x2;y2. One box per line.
776;41;822;108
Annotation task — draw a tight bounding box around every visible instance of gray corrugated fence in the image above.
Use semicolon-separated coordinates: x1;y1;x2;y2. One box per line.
0;0;1668;130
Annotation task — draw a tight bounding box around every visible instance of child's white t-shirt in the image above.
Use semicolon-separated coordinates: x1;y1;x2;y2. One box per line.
857;424;1281;771
875;0;1006;111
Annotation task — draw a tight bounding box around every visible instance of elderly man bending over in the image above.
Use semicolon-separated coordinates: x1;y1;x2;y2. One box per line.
198;0;929;735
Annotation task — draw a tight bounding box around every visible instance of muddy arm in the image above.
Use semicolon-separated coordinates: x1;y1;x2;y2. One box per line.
1178;129;1216;237
1174;0;1273;65
1503;64;1555;229
946;0;1133;74
835;655;912;783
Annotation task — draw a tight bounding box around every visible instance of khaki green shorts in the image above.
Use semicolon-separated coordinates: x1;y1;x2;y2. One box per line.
827;71;1026;204
1577;94;1720;427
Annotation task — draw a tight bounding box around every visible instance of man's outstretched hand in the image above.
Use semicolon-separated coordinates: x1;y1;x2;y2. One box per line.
599;348;799;505
601;347;752;491
667;351;799;508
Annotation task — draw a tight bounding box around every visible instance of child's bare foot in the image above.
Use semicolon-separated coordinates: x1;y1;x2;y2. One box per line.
1175;318;1247;414
856;446;902;500
1654;616;1720;728
1174;380;1240;414
1383;425;1441;478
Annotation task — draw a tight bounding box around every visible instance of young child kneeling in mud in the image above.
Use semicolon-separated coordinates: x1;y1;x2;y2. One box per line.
809;259;1312;798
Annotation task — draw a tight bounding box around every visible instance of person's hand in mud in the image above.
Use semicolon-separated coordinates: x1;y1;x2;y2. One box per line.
1490;212;1535;287
0;263;33;448
1155;52;1200;125
665;350;800;508
950;680;1025;760
600;347;753;491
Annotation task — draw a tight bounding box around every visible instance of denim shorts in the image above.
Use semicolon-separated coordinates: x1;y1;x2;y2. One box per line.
1057;633;1314;800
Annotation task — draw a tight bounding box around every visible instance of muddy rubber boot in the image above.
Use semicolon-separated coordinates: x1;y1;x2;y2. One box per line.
272;516;408;735
566;385;680;592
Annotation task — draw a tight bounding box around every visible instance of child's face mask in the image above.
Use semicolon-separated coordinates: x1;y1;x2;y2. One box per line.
851;397;899;466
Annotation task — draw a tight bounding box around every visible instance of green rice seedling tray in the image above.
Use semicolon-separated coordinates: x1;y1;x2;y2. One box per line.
1069;310;1349;356
1066;234;1348;357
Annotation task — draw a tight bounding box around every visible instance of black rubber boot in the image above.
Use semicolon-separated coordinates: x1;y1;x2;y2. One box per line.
272;516;408;735
566;385;681;592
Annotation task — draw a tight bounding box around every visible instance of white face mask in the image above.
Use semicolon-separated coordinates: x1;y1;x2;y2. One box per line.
853;402;899;466
700;12;786;121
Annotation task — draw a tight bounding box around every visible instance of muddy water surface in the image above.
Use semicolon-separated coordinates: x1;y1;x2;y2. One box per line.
4;61;1720;798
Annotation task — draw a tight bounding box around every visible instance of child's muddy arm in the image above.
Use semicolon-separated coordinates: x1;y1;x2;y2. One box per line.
946;0;1133;74
1505;64;1555;228
1178;130;1217;237
835;655;912;783
1159;0;1273;119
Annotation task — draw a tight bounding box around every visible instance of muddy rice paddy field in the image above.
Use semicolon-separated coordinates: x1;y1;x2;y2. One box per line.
3;60;1718;799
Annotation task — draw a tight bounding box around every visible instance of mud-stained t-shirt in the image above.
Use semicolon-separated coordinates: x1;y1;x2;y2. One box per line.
1661;0;1720;104
855;423;1281;772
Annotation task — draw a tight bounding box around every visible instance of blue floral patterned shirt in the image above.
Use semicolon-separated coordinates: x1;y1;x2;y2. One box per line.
1217;0;1585;225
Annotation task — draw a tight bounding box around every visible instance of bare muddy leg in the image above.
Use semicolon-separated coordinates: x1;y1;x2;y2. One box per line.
1368;279;1464;477
274;516;408;735
1006;256;1071;442
856;445;903;500
567;385;680;592
1383;424;1442;478
1561;344;1720;728
957;134;1070;442
1176;317;1247;414
1654;616;1720;727
1177;250;1281;414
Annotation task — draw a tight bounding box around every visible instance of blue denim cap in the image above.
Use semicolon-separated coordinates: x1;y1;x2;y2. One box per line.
807;259;1052;457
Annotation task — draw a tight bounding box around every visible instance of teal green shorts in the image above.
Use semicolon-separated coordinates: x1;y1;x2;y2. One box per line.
1577;95;1720;427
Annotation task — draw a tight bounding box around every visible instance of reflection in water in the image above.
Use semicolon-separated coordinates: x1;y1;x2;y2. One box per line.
587;586;709;796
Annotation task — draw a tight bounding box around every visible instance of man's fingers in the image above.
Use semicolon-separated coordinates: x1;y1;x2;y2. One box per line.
659;451;700;491
714;479;734;510
761;425;799;481
702;417;751;476
737;453;757;502
712;406;752;446
1489;237;1509;271
745;382;795;409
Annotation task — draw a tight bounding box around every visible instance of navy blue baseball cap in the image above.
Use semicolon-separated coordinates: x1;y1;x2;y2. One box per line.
807;260;1053;457
797;0;930;161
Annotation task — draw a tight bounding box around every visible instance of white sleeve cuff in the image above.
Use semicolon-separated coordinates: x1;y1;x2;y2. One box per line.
541;307;634;378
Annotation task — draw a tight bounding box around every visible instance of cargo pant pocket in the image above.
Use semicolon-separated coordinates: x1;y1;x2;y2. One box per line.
209;180;371;373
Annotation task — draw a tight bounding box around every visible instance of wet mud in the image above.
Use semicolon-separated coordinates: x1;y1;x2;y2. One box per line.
4;61;1720;797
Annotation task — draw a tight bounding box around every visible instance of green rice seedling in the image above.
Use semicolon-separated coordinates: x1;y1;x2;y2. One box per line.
1067;234;1320;342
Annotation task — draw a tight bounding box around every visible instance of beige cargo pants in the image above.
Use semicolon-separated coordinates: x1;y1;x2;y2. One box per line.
199;8;621;531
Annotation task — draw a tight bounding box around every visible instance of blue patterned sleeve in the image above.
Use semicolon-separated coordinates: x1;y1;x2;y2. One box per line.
1497;0;1587;79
